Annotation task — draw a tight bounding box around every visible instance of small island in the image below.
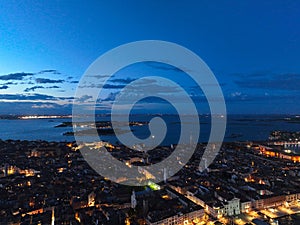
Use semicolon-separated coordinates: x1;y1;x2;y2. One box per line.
55;121;148;128
57;121;148;136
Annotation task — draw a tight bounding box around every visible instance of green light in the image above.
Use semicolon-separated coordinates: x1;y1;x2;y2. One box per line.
147;181;160;190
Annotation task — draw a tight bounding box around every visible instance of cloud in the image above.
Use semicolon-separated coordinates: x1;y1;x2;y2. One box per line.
78;78;156;89
134;96;170;104
100;92;118;102
124;82;181;94
103;78;156;89
59;96;75;101
86;74;111;79
225;92;249;102
0;93;74;101
0;102;72;115
110;78;136;84
20;81;35;85
36;78;64;84
0;85;9;90
47;85;60;89
24;85;61;92
61;76;79;84
225;91;300;103
98;79;183;103
77;95;93;103
132;78;157;85
2;82;17;85
32;104;55;109
38;69;61;74
235;73;300;91
78;83;101;88
230;92;242;97
0;72;34;80
102;82;181;95
24;85;45;92
102;84;126;89
0;93;57;101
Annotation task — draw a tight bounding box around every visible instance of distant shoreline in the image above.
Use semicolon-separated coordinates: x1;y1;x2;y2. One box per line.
1;114;300;120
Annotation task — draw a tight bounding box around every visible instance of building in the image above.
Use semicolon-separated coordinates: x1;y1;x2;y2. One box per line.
257;145;300;162
88;191;96;207
145;189;204;225
223;198;240;216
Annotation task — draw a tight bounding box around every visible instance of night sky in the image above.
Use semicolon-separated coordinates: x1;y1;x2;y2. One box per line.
0;1;300;114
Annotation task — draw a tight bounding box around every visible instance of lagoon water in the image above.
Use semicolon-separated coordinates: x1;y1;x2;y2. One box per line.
0;114;299;144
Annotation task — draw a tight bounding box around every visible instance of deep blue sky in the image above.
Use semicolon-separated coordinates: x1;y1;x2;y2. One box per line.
0;1;300;114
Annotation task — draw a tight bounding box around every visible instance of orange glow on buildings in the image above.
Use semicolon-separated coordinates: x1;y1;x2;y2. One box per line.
26;208;44;215
29;198;35;207
66;143;73;148
245;176;255;183
259;179;266;185
291;155;300;162
258;145;300;162
75;212;81;223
